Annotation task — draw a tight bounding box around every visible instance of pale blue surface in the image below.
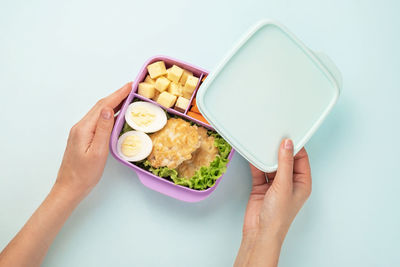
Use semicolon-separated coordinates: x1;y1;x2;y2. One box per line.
0;1;399;266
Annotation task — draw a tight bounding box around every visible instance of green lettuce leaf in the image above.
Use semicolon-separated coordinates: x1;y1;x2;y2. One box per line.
120;122;133;136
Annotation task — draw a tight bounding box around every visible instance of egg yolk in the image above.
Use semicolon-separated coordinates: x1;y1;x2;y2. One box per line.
131;106;156;127
121;135;142;157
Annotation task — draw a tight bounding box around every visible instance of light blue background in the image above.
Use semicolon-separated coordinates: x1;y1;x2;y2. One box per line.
1;0;399;266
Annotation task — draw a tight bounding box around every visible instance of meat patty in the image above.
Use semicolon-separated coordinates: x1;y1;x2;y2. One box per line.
147;118;201;169
177;127;219;178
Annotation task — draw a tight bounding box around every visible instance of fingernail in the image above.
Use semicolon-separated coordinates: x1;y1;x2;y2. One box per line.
101;109;112;120
284;139;293;150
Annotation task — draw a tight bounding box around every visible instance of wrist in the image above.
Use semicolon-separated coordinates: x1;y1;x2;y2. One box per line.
241;221;287;246
51;181;89;205
236;227;284;267
256;222;291;251
240;226;285;251
244;229;283;267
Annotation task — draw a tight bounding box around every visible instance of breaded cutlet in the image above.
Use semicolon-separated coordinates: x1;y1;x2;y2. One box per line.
148;118;201;169
177;127;218;178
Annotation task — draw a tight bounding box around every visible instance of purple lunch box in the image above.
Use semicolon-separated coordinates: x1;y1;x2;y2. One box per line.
109;56;235;202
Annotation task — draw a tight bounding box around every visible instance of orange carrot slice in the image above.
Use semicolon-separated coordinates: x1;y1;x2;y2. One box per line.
190;99;200;113
187;111;209;125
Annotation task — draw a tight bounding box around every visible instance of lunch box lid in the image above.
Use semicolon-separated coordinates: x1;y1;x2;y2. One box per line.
196;20;342;172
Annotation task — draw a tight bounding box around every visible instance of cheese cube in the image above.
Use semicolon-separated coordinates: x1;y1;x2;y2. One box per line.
157;92;177;108
179;69;193;85
147;61;167;79
155;76;171;92
183;75;199;94
183;91;193;100
174;96;190;113
152;90;160;101
168;82;183;97
144;75;155;84
167;65;184;83
138;82;155;99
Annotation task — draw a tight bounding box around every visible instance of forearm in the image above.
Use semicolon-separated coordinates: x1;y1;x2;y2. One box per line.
247;231;283;267
235;229;284;267
234;230;258;267
0;184;83;267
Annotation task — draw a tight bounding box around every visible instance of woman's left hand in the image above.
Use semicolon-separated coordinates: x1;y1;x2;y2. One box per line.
0;82;132;267
55;82;132;200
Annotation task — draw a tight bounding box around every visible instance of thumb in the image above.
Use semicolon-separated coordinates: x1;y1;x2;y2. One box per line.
274;139;294;187
90;107;114;155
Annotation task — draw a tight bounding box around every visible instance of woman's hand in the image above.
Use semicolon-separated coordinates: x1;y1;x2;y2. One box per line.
55;82;132;200
235;139;312;267
0;83;131;267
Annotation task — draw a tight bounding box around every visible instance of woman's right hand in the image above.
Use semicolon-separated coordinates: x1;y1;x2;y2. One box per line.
235;139;312;267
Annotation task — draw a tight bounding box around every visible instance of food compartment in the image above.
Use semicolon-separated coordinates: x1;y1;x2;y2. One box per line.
119;92;232;191
185;75;211;125
135;58;203;115
110;56;234;202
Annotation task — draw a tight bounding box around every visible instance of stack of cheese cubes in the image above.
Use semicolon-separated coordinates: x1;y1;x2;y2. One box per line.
137;61;199;112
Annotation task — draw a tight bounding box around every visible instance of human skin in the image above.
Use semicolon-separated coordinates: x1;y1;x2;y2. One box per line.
234;140;312;267
0;82;132;267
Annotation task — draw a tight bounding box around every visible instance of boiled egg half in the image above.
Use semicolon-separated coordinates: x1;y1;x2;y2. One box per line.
117;131;153;162
125;101;167;133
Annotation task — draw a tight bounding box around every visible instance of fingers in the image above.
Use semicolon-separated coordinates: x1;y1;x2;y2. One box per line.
274;139;294;187
249;164;267;186
103;82;133;111
80;82;132;125
88;107;114;156
266;172;276;181
112;101;124;115
293;147;312;200
71;82;131;147
293;148;311;177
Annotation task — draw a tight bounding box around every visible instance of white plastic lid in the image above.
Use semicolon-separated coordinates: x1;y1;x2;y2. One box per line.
197;20;342;172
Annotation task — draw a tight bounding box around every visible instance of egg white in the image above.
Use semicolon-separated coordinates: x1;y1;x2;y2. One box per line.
125;101;167;133
117;131;153;162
